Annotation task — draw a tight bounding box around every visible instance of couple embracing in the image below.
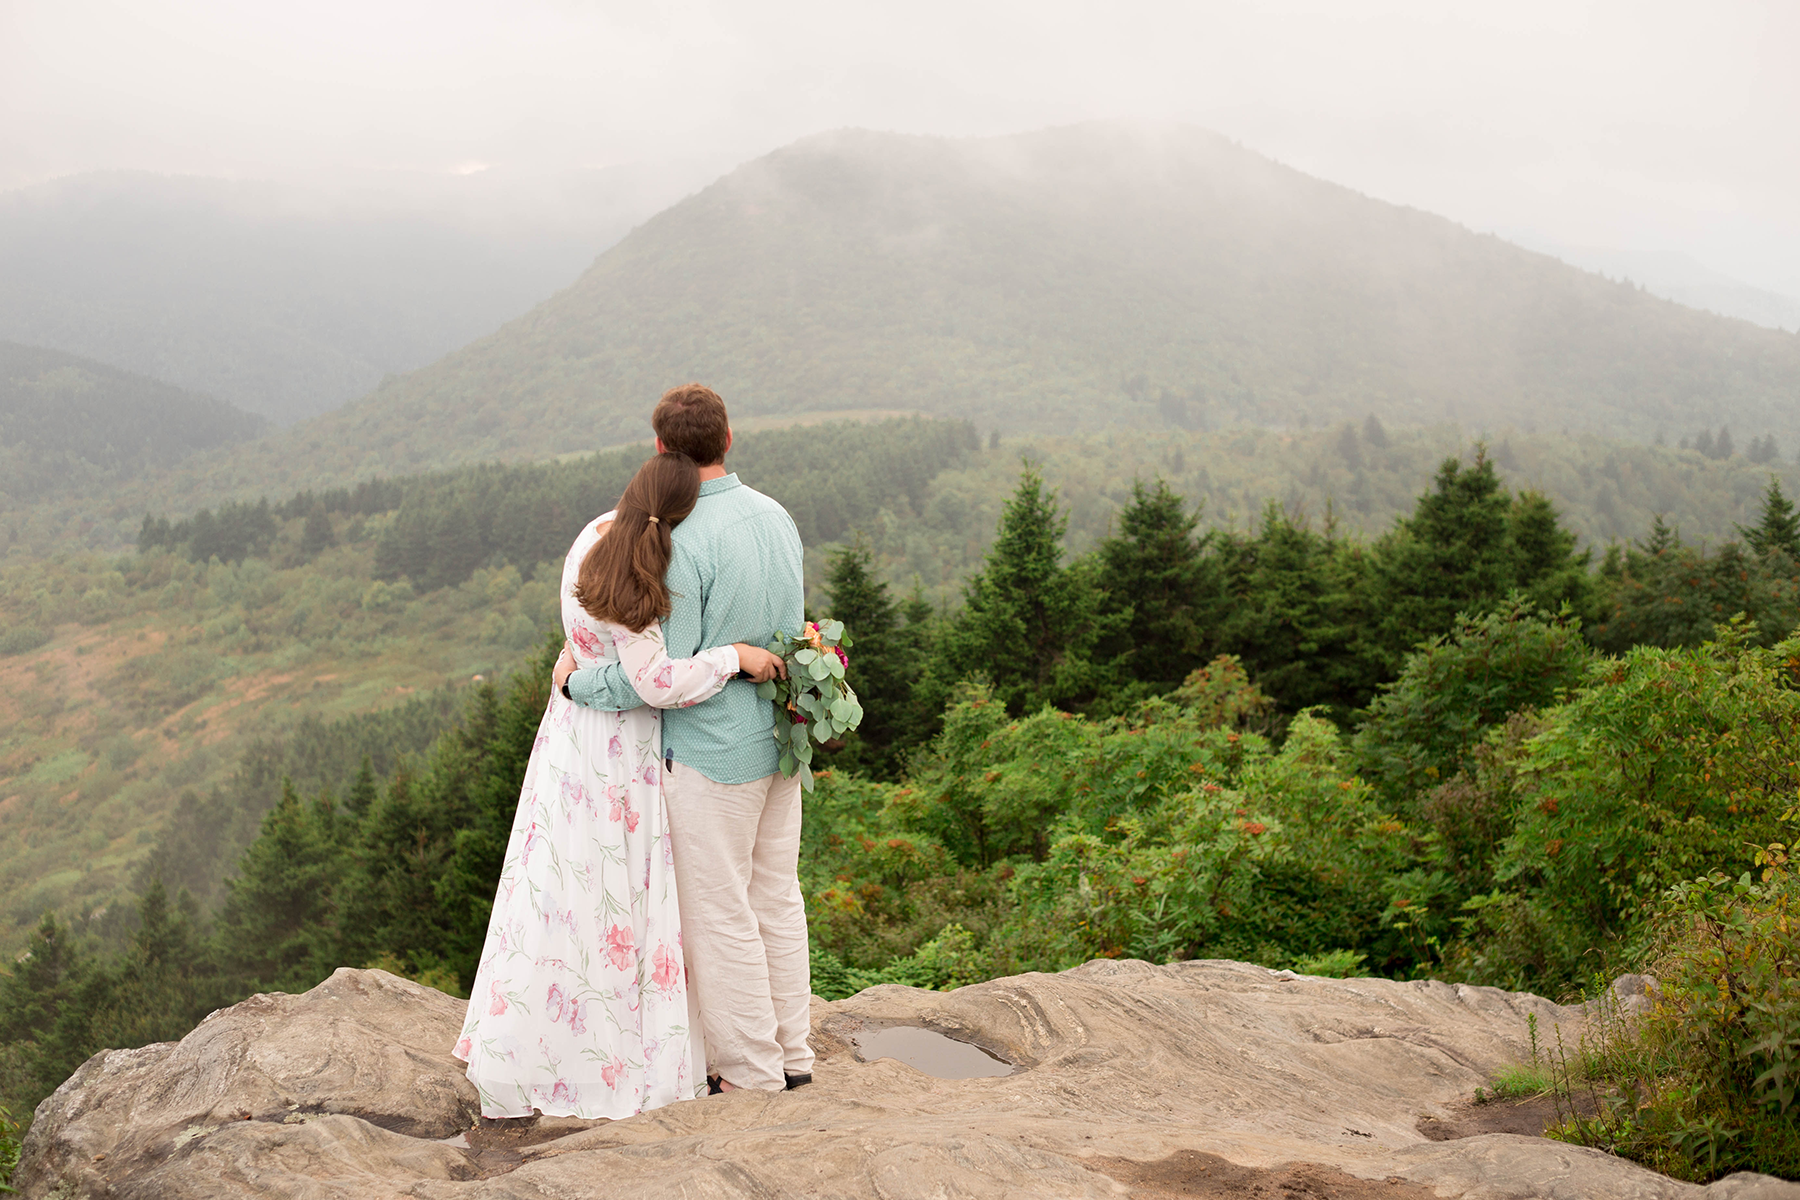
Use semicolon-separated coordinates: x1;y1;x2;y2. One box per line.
452;384;814;1114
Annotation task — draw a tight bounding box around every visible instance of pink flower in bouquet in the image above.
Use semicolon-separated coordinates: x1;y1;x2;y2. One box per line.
546;981;566;1023
833;646;848;667
604;923;636;971
651;942;681;992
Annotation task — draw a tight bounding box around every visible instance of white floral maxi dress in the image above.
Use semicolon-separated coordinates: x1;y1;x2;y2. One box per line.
452;512;739;1119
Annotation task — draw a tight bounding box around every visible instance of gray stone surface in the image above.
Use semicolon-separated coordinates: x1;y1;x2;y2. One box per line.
16;960;1798;1199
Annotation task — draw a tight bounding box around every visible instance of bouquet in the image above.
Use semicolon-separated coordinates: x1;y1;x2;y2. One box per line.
757;619;863;791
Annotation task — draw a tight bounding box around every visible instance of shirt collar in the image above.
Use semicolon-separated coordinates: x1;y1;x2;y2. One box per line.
698;473;741;497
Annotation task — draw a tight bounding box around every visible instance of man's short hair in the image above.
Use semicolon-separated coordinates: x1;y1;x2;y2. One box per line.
652;384;731;466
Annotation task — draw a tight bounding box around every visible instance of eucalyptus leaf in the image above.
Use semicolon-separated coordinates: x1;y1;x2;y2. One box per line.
793;738;813;765
795;648;818;664
830;698;852;722
813;720;833;744
798;760;815;793
809;659;832;681
779;750;796;777
756;680;777;700
827;657;844;679
821;619;844;640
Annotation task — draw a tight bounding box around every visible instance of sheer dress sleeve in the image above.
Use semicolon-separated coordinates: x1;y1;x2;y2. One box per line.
609;622;740;710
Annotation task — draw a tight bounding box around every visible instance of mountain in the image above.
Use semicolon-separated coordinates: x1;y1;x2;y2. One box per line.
0;342;265;508
0;162;724;424
154;121;1800;499
1522;241;1800;334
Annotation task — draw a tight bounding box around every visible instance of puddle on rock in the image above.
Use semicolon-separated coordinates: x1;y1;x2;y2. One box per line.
850;1025;1018;1079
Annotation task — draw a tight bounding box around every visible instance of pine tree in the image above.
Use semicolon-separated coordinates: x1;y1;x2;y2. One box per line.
818;542;913;778
1094;479;1215;692
1369;451;1516;667
86;881;220;1058
1508;490;1594;619
1739;478;1800;560
1217;503;1379;716
923;462;1123;716
1640;514;1680;556
1714;426;1735;459
212;780;345;991
301;502;335;557
1692;429;1715;457
345;755;379;817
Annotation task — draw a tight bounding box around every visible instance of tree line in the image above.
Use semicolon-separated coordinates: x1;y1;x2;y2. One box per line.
8;447;1800;1179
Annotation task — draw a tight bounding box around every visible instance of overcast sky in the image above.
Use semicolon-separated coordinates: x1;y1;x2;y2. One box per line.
5;0;1797;295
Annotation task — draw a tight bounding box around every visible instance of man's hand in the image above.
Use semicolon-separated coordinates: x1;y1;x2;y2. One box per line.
733;644;787;683
553;640;578;695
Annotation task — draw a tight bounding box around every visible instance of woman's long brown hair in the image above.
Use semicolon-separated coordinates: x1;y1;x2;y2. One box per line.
573;452;700;632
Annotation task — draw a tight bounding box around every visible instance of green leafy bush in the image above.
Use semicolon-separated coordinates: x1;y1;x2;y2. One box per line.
1547;831;1799;1181
1459;624;1800;992
0;625;48;656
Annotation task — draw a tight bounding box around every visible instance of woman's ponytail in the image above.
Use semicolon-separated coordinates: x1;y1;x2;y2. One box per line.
573;453;700;631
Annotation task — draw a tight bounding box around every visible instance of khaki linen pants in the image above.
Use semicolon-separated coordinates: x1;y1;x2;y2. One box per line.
664;762;813;1091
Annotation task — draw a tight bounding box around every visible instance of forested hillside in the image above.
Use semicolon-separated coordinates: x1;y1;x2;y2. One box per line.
153;121;1800;500
0;168;697;424
0;342;266;508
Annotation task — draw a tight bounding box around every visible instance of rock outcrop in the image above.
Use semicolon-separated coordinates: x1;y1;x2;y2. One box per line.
17;961;1799;1199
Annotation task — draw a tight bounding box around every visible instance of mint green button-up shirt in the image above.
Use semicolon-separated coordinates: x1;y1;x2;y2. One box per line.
567;473;804;785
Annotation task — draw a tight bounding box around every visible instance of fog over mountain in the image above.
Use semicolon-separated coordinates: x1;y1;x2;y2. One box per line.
148;121;1800;503
0;159;728;423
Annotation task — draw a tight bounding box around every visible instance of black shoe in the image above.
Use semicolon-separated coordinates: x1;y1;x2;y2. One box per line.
707;1075;724;1095
784;1072;812;1090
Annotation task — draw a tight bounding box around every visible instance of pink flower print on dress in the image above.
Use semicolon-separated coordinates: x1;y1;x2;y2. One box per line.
487;981;509;1016
607;733;624;759
651;943;681;992
638;760;660;788
604;923;636;972
453;1035;472;1060
570;624;603;659
532;732;548;754
520;822;547;870
608;787;640;832
652;662;674;690
600;1057;627;1089
559;777;588;820
546;981;566;1024
550;1078;579;1107
553;701;574;730
567;997;588;1035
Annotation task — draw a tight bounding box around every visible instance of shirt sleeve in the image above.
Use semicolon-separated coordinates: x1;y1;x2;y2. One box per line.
612;623;740;709
565;659;644;712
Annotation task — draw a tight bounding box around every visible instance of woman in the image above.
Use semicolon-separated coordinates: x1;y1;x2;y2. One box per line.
452;452;783;1119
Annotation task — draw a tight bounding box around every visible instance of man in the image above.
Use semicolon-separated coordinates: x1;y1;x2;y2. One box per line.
553;383;812;1094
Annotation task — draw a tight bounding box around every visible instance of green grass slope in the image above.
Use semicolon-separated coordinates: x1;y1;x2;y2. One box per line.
170;121;1800;497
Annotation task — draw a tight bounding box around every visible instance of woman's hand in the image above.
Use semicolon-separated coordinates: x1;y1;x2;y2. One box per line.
734;644;787;683
553;640;578;694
